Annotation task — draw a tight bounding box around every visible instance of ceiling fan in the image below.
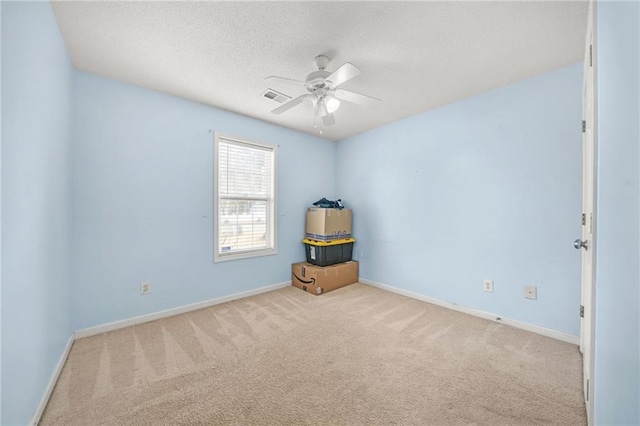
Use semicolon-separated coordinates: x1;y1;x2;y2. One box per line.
265;55;380;132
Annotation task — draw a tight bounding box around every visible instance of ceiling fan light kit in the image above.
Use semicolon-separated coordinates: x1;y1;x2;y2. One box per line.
324;95;340;113
265;55;380;132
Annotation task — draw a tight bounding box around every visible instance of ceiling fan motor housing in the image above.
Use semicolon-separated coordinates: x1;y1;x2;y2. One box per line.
305;70;331;87
306;55;332;90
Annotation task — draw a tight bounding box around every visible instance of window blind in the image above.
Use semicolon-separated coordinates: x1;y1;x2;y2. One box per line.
217;138;275;256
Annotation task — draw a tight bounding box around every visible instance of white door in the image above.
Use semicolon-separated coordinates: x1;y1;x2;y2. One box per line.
578;1;596;423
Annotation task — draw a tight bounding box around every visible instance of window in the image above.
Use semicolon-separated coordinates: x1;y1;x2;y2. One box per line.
214;134;277;262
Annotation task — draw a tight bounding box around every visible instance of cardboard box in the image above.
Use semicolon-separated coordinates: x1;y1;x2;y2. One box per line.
291;261;359;295
305;208;352;241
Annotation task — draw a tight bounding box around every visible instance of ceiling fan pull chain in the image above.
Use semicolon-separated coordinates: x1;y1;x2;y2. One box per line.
313;101;320;133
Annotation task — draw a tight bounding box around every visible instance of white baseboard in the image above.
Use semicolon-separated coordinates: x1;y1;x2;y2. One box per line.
74;281;291;339
30;334;74;426
29;278;575;425
30;281;290;424
359;278;580;345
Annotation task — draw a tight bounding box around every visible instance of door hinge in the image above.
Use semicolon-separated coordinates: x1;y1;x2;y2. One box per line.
582;120;586;133
582;213;586;226
589;44;593;67
587;379;590;401
580;305;585;318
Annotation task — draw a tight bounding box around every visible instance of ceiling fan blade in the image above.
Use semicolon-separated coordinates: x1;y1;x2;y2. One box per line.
335;89;380;107
322;113;335;126
271;95;306;115
325;63;361;87
265;76;307;88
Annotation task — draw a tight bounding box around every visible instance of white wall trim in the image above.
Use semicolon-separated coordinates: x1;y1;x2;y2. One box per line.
30;279;576;425
30;281;291;424
74;281;291;339
30;334;74;426
359;278;580;345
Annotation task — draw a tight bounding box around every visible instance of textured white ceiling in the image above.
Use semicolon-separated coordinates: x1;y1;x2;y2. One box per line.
51;1;588;141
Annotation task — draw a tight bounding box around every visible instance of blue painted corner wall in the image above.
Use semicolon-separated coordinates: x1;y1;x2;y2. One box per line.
70;71;336;331
2;1;639;425
593;2;640;424
337;63;583;336
1;2;336;424
0;2;3;423
1;2;73;424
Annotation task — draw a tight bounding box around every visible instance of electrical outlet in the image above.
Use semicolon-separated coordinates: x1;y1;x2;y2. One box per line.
141;281;151;295
524;285;537;300
483;279;494;292
358;250;364;260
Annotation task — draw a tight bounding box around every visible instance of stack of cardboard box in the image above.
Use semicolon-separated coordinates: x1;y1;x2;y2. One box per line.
291;207;359;296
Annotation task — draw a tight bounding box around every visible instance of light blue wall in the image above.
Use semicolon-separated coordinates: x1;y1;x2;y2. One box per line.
71;71;335;330
3;2;635;423
593;2;640;424
337;63;583;336
1;2;73;425
0;2;3;423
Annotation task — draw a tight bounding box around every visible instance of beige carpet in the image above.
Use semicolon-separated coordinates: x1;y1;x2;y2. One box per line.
41;284;586;425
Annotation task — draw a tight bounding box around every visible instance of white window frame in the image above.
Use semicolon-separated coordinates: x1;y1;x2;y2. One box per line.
213;133;277;262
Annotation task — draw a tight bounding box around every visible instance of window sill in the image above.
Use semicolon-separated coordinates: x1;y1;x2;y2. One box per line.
213;248;278;263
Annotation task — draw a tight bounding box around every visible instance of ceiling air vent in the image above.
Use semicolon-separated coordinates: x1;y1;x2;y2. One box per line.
261;89;291;104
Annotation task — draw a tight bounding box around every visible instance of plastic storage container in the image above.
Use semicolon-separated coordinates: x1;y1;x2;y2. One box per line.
303;237;356;267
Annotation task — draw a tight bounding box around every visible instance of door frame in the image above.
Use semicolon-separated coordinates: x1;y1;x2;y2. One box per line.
580;0;597;424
